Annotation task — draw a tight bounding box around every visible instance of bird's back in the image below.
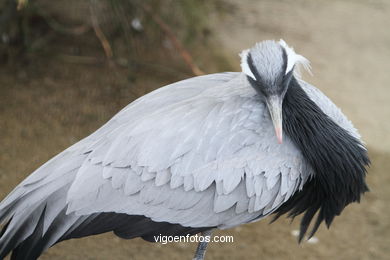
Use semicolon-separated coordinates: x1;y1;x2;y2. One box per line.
0;72;362;259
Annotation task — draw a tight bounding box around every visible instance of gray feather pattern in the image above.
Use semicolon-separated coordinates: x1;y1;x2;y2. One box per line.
0;72;361;254
63;73;310;228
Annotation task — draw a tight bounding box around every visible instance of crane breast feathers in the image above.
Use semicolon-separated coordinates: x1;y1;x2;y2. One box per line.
65;73;309;228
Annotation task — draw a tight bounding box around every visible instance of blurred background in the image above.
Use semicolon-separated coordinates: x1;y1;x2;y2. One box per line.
0;0;389;259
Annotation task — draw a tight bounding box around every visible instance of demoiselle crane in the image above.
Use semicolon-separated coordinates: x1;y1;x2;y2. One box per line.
0;40;369;260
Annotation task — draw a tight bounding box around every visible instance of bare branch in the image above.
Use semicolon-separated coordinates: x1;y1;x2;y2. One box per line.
89;1;113;61
142;3;204;76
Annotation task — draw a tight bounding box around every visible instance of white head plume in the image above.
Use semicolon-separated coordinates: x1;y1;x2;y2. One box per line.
278;39;312;76
239;40;312;80
240;49;256;80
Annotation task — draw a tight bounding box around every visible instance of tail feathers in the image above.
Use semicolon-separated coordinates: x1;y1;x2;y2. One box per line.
0;203;46;258
0;175;78;259
0;189;25;223
7;209;89;260
0;192;89;260
9;207;47;260
0;150;79;221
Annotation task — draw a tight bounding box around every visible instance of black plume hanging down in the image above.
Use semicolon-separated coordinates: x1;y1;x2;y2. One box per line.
273;77;370;242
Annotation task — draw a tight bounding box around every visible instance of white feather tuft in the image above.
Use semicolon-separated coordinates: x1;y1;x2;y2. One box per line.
239;49;256;80
279;39;312;77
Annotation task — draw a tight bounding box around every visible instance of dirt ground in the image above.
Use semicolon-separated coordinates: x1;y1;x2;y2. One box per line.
0;0;389;259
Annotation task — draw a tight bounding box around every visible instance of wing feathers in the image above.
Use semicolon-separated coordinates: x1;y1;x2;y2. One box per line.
0;73;315;259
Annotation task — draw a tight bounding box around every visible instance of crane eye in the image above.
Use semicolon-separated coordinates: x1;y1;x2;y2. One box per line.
283;70;294;86
247;76;269;97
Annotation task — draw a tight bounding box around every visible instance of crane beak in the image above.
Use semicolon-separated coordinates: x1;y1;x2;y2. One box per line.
266;95;283;144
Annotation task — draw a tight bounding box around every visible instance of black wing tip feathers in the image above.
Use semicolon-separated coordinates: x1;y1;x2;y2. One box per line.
0;210;214;260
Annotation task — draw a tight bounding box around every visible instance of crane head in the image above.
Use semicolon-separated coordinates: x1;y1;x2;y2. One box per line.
240;40;311;144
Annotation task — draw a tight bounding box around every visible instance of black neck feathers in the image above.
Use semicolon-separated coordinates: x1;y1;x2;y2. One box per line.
274;77;370;241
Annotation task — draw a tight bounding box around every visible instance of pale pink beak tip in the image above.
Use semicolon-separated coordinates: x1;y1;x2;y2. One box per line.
275;128;283;144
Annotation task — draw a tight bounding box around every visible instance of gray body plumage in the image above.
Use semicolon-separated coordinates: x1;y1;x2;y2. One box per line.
0;71;361;256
